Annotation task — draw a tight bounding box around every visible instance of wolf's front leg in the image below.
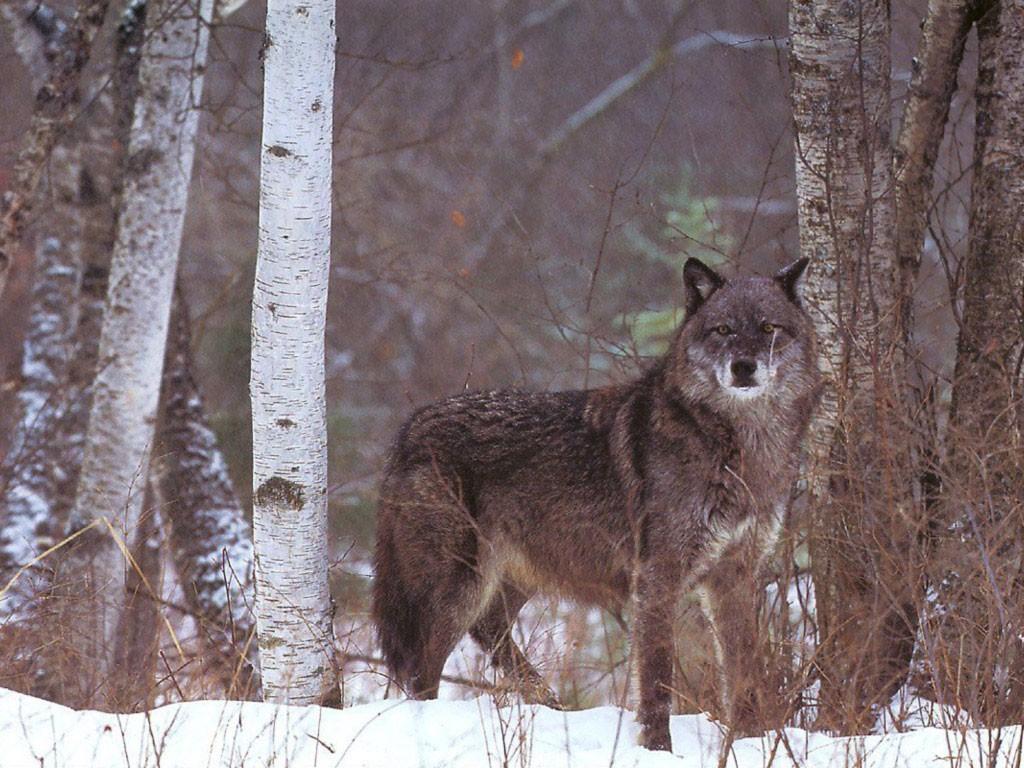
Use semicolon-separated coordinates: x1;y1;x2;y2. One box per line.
636;558;681;752
700;557;771;735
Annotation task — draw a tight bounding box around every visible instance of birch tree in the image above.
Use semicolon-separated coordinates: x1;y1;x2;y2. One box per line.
57;0;213;706
0;1;149;703
790;0;908;732
942;0;1024;721
250;0;340;706
894;0;975;335
788;0;1018;731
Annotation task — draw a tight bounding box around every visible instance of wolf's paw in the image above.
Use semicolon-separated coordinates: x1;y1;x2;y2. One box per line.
639;724;672;752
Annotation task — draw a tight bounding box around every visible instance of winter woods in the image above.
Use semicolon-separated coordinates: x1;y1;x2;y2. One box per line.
0;0;1022;756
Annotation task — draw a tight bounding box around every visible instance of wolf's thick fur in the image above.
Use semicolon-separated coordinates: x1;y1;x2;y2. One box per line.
372;258;821;751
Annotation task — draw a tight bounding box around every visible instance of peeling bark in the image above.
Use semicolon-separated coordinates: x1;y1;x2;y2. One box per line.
251;0;340;706
159;293;260;699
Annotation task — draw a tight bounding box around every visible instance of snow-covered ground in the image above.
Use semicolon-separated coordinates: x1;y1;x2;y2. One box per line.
2;686;1021;768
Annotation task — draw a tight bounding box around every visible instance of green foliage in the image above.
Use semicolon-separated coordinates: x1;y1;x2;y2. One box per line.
620;173;730;355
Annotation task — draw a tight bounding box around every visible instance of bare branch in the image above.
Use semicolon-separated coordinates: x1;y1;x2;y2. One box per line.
540;30;782;159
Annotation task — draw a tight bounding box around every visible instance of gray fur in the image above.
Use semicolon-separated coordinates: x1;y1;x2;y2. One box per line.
372;257;821;751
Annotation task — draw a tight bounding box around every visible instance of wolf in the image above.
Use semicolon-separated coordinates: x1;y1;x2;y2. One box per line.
372;257;821;751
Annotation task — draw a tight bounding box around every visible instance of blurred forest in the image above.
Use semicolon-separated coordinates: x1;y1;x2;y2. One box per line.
1;0;1021;741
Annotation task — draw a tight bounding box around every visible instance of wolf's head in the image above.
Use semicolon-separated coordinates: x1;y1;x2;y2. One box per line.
667;257;820;419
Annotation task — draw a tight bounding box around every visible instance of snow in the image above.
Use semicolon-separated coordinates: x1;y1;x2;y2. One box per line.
1;687;1021;768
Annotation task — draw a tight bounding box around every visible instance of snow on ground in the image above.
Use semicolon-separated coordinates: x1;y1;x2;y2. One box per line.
1;687;1022;768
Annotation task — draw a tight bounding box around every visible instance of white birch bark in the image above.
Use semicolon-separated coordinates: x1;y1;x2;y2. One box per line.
250;0;339;706
60;0;213;700
790;0;906;732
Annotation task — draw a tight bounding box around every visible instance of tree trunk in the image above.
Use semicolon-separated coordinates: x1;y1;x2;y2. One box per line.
942;0;1024;723
894;0;975;341
159;292;261;700
57;0;213;708
110;480;163;710
0;231;81;621
59;0;147;524
251;0;340;706
790;0;913;733
0;2;146;704
0;6;103;608
0;0;110;300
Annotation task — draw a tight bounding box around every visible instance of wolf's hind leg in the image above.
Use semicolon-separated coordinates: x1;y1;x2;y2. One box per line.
470;584;562;709
408;574;483;700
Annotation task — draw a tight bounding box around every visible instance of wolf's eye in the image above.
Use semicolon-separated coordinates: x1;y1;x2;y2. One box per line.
714;324;732;336
761;322;777;334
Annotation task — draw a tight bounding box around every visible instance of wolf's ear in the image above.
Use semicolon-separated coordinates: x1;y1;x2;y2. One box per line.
683;258;725;316
774;257;810;304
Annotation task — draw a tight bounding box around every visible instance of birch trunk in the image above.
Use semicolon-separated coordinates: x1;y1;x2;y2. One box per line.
0;3;146;704
251;0;340;706
59;0;147;524
943;0;1024;722
790;0;910;733
58;0;212;707
159;293;260;699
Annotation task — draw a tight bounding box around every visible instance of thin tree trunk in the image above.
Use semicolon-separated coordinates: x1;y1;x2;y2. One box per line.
111;480;163;710
790;0;911;733
894;0;975;336
0;233;81;621
0;0;110;300
0;2;90;623
57;0;213;708
59;0;148;522
159;292;261;700
251;0;340;706
889;0;975;707
943;0;1024;723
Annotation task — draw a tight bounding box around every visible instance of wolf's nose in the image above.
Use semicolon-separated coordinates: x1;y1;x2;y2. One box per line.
731;359;757;386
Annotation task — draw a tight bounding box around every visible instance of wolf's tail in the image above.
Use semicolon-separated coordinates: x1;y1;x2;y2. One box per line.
371;517;423;690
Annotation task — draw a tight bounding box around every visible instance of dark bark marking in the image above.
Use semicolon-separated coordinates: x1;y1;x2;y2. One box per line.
255;476;305;510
